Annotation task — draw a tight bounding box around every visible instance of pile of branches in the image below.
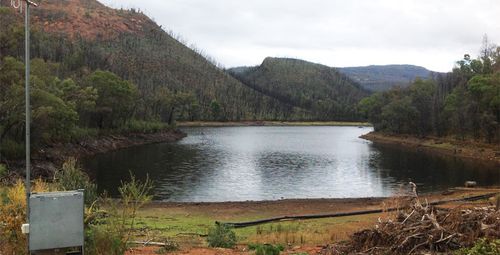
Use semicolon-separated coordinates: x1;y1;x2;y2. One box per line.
323;197;500;254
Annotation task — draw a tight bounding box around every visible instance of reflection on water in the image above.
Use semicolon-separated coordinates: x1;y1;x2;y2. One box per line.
83;126;500;202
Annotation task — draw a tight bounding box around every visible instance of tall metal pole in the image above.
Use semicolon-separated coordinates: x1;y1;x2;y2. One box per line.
24;2;33;253
25;0;31;228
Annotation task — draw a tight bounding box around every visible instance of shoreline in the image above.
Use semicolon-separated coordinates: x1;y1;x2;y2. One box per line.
144;188;500;216
361;132;500;165
7;129;187;176
177;121;372;127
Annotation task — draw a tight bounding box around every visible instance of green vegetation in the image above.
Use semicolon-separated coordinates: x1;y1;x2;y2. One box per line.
248;243;285;255
54;158;97;205
0;164;6;179
155;239;180;254
206;224;237;248
0;6;196;161
132;207;381;247
359;38;500;143
229;57;369;121
455;239;500;255
0;55;178;160
85;173;153;255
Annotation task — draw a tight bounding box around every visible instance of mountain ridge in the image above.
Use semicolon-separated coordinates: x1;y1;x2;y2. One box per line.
338;64;433;91
229;61;434;92
228;57;369;121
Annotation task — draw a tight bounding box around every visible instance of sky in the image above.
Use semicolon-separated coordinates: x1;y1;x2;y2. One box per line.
100;0;500;72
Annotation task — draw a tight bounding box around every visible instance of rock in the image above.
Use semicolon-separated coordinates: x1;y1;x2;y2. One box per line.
464;181;477;188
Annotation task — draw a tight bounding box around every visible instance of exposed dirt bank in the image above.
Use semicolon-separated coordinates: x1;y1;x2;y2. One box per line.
177;121;371;127
361;132;500;165
7;129;186;176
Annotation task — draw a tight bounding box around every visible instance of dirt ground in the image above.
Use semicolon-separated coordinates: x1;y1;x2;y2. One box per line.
361;132;500;165
125;188;500;255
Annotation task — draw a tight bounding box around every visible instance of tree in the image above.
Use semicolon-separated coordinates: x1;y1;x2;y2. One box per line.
408;79;436;136
87;70;138;129
380;96;418;134
210;100;221;121
358;92;388;131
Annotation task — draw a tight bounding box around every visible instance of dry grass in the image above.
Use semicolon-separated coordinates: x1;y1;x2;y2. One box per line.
0;180;28;255
245;215;380;246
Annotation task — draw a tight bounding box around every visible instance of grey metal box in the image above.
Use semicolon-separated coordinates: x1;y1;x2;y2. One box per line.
29;191;84;251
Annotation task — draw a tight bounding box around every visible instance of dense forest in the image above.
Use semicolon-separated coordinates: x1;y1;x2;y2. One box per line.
359;39;500;143
229;58;369;121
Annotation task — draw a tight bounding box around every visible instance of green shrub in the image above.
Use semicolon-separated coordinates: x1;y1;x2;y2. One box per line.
119;120;168;134
86;173;153;255
85;225;126;255
0;164;7;179
54;158;97;205
207;224;237;248
248;244;285;255
70;127;99;141
155;239;180;254
0;139;24;159
455;239;500;255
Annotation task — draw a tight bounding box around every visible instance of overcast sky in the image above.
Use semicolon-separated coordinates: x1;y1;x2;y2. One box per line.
100;0;500;72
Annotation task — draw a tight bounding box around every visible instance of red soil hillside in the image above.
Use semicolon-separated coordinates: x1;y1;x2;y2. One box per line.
2;0;153;40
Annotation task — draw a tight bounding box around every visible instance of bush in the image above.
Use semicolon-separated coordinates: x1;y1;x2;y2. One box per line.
119;120;168;134
54;158;97;205
155;239;180;254
0;179;56;255
248;244;285;255
0;164;7;179
0;180;27;255
206;224;237;248
70;127;99;141
0;139;24;159
455;239;500;255
85;173;153;255
85;225;127;255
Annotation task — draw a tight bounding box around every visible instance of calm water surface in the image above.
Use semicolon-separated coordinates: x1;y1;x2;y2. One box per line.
83;126;500;202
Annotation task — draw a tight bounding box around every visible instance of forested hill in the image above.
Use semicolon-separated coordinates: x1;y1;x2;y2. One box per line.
228;58;369;121
338;65;433;92
359;47;500;144
0;0;308;122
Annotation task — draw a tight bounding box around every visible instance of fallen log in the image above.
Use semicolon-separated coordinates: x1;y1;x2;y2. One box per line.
129;241;167;246
217;192;499;228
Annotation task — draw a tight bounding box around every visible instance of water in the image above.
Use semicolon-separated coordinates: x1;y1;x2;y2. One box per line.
83;126;500;202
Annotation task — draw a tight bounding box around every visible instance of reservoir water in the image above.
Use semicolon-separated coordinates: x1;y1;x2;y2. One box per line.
83;126;500;202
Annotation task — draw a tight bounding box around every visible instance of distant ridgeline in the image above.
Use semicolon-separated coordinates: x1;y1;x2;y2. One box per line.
338;65;433;92
359;44;500;144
